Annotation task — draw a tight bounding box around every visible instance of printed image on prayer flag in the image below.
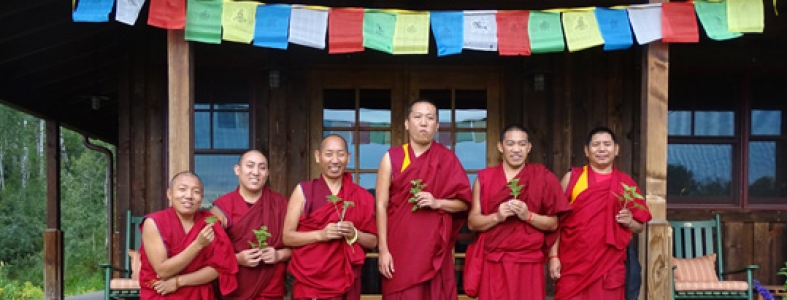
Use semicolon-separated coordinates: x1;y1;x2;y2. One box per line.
116;0;146;25
430;11;464;56
254;4;291;49
392;11;430;55
562;9;605;52
594;8;633;50
627;4;662;45
222;1;258;44
496;11;530;56
328;8;365;54
528;11;565;54
363;10;397;54
289;6;329;49
694;0;742;40
727;0;764;33
148;0;187;29
73;0;115;22
662;2;699;43
185;0;224;44
463;10;498;51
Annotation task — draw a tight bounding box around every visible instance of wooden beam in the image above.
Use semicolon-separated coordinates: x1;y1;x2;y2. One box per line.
166;30;193;190
640;4;670;296
44;120;63;300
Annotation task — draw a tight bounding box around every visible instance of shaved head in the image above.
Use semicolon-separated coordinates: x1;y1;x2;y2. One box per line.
319;134;349;152
238;149;265;165
168;171;202;188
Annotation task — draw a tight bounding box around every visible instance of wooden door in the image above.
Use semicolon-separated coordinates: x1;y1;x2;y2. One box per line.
309;67;502;299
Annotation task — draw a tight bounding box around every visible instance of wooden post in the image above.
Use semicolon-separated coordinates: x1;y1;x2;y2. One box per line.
44;121;63;300
166;30;193;189
640;6;670;297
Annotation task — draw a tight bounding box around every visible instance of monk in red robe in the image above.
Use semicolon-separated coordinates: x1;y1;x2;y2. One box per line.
139;171;238;299
283;135;378;300
376;99;473;300
465;125;571;300
210;150;291;300
550;127;652;300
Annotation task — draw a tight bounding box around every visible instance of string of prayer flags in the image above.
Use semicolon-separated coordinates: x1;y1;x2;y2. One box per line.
528;11;565;54
727;0;764;32
430;11;464;56
496;11;530;56
363;10;397;53
148;0;186;29
253;4;291;49
221;1;258;44
115;0;146;25
594;8;633;50
185;0;223;44
73;0;115;22
562;9;605;52
392;11;430;55
328;8;365;54
694;1;743;40
289;6;329;49
627;4;662;44
661;2;699;43
463;10;498;51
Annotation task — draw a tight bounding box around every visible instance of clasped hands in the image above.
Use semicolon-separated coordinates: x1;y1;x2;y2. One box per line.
321;221;357;241
237;247;280;267
494;199;530;222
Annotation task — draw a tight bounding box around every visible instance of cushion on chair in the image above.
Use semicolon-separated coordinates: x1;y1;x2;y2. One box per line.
674;281;749;291
109;278;141;290
128;249;141;281
672;253;719;282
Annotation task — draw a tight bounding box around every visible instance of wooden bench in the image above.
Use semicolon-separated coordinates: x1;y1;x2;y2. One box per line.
99;210;143;300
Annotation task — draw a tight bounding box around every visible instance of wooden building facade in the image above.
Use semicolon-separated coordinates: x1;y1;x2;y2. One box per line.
0;0;785;298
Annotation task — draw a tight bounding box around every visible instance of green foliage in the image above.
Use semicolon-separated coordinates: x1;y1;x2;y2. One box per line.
507;179;523;199
778;261;787;293
613;183;647;211
0;104;113;296
407;179;426;212
326;195;354;222
248;226;272;249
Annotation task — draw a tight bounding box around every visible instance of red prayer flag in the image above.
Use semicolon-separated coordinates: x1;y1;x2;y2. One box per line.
148;0;186;29
328;8;364;54
496;11;530;56
662;2;699;43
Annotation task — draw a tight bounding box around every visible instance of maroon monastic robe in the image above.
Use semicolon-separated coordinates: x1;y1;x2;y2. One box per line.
554;167;651;300
289;173;377;300
139;208;238;299
382;143;472;299
466;164;571;299
213;185;288;300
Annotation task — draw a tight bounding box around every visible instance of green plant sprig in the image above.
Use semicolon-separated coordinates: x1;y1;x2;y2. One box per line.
205;216;218;225
327;195;355;223
407;179;427;212
507;179;524;199
613;183;647;211
248;225;272;249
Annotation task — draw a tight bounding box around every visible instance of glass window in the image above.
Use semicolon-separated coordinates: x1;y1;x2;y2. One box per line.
668;111;692;136
667;144;732;197
748;142;780;197
694;111;734;136
195;155;239;206
751;110;781;136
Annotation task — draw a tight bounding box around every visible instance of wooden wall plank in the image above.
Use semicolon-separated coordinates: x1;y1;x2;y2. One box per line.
166;29;193;188
146;63;164;212
770;223;786;285
288;71;309;194
551;54;572;176
753;222;772;282
254;73;270;155
646;221;672;300
723;222;745;281
668;210;787;223
45;121;63;300
43;229;63;300
268;71;288;197
131;59;147;215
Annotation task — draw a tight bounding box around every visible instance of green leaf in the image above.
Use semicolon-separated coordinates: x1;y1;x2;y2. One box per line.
412;205;418;212
205;216;218;225
327;195;342;204
408;197;418;203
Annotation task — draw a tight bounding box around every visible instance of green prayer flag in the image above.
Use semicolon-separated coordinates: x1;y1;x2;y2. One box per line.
694;1;743;40
528;11;565;54
363;10;397;54
185;0;223;44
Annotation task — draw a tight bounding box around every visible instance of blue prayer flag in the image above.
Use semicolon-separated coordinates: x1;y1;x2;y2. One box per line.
72;0;115;22
594;8;633;51
430;11;463;57
253;4;291;49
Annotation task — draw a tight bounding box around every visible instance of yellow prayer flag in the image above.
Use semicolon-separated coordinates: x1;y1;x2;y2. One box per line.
727;0;765;32
562;10;605;52
392;11;430;55
222;1;259;44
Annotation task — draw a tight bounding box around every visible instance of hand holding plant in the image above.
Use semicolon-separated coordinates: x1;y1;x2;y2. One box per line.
327;195;358;248
507;179;523;199
407;179;427;212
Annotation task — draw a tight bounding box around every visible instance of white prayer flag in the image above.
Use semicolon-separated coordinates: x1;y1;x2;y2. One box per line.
463;10;497;51
115;0;145;25
288;6;329;49
627;4;662;45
